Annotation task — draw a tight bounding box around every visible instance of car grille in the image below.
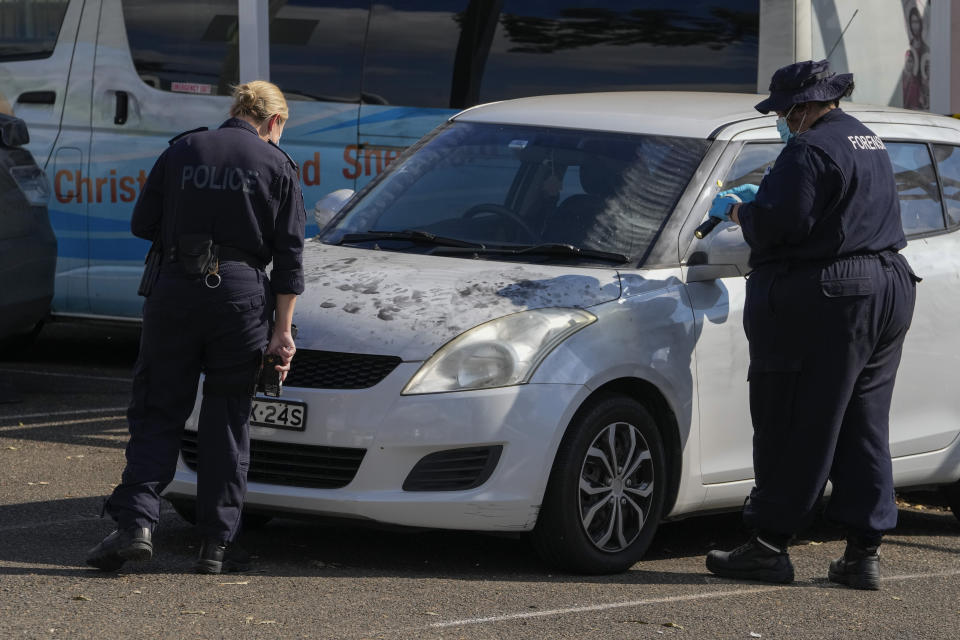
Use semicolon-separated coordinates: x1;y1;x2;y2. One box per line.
285;350;402;389
181;431;366;489
402;446;503;491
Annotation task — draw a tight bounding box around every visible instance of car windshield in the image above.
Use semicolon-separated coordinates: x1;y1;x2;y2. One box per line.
321;122;710;265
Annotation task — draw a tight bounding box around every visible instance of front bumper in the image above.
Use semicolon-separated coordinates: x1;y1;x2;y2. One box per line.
165;363;583;531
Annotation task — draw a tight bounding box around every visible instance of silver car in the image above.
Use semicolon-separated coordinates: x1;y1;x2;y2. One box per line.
168;92;960;574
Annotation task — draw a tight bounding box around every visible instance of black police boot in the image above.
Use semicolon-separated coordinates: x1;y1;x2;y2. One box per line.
195;539;251;574
86;527;153;571
828;540;881;590
706;535;795;584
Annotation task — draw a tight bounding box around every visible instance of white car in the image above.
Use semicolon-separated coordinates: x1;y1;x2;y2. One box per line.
166;92;960;574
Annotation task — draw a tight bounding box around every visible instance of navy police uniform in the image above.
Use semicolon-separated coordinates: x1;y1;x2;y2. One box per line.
737;108;919;540
105;118;305;544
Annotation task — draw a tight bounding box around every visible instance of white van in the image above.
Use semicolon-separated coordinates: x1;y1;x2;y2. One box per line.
0;0;764;322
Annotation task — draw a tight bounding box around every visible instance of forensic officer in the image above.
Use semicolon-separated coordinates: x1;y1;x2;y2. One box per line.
704;60;919;589
87;81;306;574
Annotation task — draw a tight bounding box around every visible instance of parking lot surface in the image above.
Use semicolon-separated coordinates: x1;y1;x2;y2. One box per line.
1;323;958;639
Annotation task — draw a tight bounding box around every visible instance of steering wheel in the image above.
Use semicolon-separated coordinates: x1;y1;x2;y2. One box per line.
461;203;538;242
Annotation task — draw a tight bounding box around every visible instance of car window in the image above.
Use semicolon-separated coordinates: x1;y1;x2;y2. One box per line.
268;0;367;103
932;144;960;228
886;142;945;236
0;0;70;61
323;121;710;264
723;142;783;190
121;0;240;96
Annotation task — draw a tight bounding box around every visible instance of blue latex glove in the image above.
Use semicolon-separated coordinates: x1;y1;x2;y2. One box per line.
719;183;759;203
708;195;739;221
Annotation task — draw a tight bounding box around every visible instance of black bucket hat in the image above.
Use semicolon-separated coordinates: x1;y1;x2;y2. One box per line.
755;59;854;114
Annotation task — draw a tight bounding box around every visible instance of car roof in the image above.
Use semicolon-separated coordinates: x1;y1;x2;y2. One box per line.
452;92;935;139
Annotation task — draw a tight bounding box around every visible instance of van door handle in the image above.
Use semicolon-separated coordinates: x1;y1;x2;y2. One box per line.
114;91;128;125
17;91;56;104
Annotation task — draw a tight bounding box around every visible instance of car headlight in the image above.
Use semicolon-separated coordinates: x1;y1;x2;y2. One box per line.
402;308;596;395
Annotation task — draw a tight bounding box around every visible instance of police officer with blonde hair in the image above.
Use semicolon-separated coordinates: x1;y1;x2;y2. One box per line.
704;60;920;589
87;80;306;574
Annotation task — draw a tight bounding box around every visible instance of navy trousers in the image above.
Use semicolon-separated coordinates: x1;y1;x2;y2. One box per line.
742;252;918;538
106;261;270;543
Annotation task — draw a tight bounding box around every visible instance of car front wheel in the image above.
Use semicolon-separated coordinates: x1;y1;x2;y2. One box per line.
532;393;668;574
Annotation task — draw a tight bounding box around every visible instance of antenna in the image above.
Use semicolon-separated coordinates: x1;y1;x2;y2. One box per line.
827;9;859;60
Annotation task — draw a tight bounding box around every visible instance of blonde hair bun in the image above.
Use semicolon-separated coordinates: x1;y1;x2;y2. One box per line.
229;81;289;124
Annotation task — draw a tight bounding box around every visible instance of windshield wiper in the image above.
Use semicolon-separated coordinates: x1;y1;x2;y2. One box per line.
434;243;628;264
337;230;486;249
515;243;630;263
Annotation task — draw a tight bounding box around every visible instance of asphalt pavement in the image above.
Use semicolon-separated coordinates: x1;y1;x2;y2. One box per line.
1;322;958;640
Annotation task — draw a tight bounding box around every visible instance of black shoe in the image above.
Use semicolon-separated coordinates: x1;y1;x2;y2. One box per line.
86;527;153;571
706;535;795;584
194;540;251;574
829;543;881;590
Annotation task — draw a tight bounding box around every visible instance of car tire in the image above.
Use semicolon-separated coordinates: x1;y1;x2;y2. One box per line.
532;393;668;574
167;498;273;530
941;481;960;523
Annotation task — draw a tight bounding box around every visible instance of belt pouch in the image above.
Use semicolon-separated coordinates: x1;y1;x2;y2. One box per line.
177;234;216;276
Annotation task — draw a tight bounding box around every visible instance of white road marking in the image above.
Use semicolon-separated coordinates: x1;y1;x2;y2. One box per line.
0;414;126;431
0;367;130;383
0;407;128;421
428;588;779;628
428;569;960;629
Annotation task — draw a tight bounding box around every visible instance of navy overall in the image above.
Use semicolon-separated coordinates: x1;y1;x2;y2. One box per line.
105;119;305;543
736;109;919;540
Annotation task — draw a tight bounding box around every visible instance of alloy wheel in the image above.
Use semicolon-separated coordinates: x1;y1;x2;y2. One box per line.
578;420;655;552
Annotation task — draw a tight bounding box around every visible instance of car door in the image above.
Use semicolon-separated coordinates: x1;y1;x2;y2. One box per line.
862;123;960;458
688;123;960;495
684;137;783;487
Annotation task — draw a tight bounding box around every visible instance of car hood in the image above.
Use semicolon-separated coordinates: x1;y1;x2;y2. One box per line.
295;242;622;361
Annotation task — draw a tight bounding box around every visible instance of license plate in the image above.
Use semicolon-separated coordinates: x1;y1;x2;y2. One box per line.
250;397;307;430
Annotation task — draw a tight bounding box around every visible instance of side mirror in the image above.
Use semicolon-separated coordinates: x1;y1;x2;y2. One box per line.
0;114;30;148
685;222;750;281
314;188;354;230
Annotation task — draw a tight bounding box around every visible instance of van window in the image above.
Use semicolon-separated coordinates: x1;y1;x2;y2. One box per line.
0;0;70;61
364;1;760;109
478;1;760;105
932;144;960;228
886;142;945;236
362;1;467;107
268;0;368;103
121;0;239;96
